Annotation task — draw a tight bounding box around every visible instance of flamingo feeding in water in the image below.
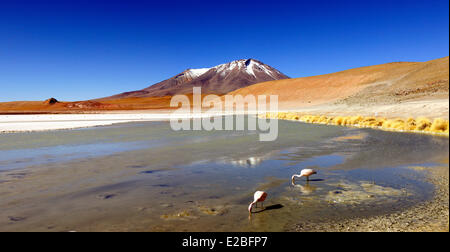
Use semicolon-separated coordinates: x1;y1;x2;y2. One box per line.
292;168;317;183
248;191;267;214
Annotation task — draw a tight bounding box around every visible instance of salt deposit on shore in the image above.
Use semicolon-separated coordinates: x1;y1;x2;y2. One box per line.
0;113;235;133
0;114;164;133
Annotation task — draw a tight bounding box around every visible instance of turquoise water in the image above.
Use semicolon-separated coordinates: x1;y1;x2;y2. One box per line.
0;118;447;231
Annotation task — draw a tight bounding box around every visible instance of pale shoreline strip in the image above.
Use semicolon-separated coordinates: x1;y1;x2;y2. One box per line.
0;112;242;133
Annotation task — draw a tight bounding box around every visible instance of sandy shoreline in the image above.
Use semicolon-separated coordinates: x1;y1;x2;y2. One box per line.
261;98;450;137
281;99;449;120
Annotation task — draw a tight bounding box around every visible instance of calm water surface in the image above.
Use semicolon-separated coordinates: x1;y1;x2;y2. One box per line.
0;118;448;231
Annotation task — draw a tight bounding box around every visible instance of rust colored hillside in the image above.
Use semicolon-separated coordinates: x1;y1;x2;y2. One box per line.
229;57;449;109
0;95;209;114
0;97;173;114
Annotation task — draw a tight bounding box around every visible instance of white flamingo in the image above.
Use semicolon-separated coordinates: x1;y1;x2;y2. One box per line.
291;168;317;183
248;191;267;213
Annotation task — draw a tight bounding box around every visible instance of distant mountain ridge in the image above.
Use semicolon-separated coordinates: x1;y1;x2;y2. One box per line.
102;59;289;99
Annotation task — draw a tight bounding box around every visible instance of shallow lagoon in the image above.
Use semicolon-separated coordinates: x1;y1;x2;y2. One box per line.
0;118;448;231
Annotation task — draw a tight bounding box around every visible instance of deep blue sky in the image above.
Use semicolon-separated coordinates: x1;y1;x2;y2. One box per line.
1;0;448;101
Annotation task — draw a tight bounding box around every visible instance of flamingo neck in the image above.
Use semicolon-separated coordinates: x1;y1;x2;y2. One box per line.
292;174;303;179
248;202;256;213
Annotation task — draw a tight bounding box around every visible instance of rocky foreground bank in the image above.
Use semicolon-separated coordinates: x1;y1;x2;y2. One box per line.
292;162;449;232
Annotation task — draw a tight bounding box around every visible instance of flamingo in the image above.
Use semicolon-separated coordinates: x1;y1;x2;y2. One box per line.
292;168;317;183
248;191;267;213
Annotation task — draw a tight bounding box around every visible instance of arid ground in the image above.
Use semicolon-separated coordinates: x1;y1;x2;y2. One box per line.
1;57;448;121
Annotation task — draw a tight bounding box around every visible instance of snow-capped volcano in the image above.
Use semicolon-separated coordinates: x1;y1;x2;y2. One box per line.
213;59;285;79
103;59;289;99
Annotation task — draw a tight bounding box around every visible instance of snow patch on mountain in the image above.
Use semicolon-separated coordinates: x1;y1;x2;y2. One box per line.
188;68;211;77
245;60;257;77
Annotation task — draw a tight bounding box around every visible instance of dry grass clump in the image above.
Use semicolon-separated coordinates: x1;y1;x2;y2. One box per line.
416;117;432;131
430;118;449;133
261;112;449;136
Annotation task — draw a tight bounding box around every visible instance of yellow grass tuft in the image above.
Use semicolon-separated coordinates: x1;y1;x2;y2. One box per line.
261;112;449;137
430;118;449;133
416;117;432;131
